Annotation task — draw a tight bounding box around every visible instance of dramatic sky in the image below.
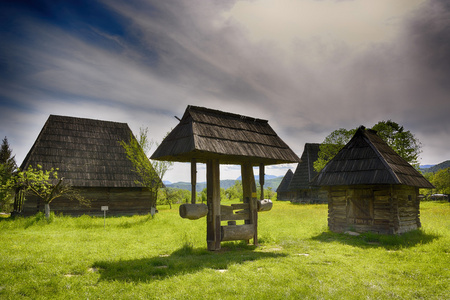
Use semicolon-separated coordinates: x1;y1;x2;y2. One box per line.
1;0;449;183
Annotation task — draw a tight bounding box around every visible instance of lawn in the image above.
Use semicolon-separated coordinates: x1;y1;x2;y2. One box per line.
1;201;449;299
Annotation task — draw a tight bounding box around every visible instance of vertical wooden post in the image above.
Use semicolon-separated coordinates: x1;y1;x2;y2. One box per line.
191;158;197;204
206;159;221;251
241;163;258;246
259;163;265;200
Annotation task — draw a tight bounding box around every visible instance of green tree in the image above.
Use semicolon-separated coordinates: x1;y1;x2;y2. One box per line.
225;180;243;201
314;121;422;172
120;127;173;214
313;128;356;172
13;165;88;218
0;137;16;173
371;120;422;167
0;137;17;212
430;168;450;195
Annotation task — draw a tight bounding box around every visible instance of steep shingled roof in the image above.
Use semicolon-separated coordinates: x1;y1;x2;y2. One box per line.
311;126;434;188
21;115;147;188
288;143;320;191
276;169;294;193
151;105;300;165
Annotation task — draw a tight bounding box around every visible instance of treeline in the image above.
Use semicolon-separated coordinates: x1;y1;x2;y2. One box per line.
157;180;277;208
422;167;450;197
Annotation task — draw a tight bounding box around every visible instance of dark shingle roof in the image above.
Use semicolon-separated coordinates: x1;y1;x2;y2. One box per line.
276;169;294;193
21;115;146;188
312;126;434;188
288;143;320;190
151;105;300;165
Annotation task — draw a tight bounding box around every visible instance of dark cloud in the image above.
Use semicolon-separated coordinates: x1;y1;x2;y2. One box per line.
0;0;449;181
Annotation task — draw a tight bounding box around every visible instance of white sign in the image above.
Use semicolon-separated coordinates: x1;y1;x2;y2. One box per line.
101;206;109;211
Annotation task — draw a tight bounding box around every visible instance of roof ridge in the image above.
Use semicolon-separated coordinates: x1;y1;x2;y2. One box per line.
49;114;128;126
187;105;269;124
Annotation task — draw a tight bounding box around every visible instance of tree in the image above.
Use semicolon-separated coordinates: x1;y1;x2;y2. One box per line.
314;120;422;172
313;128;357;172
120;127;173;214
430;168;450;195
372;120;422;167
13;165;88;218
0;137;17;173
224;180;243;201
0;137;17;212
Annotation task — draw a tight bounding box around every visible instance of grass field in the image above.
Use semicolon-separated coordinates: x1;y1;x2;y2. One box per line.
1;201;449;299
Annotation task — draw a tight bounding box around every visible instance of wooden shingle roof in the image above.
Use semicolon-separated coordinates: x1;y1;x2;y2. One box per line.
21;115;146;188
276;169;294;193
151;105;300;165
312;127;434;188
288;143;320;191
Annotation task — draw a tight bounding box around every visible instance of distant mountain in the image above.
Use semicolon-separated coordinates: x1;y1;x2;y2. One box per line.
421;160;450;173
420;165;435;169
165;176;284;191
236;174;278;181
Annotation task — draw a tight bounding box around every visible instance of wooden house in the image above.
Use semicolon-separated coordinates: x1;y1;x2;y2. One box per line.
287;143;327;203
276;169;293;201
311;126;434;234
15;115;157;216
151;105;300;250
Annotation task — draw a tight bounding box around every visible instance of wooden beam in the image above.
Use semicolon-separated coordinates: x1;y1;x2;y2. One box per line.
191;158;197;204
206;159;221;251
241;163;258;246
259;163;265;200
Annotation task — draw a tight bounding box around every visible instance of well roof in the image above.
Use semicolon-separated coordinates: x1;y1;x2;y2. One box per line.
311;126;434;188
21;115;148;188
288;143;320;191
151;105;300;165
276;169;294;193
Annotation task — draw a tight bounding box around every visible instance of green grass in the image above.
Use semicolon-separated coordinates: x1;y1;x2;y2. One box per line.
1;201;449;299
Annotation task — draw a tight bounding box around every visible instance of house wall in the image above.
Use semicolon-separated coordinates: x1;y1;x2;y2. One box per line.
277;191;290;201
290;188;328;204
20;187;153;216
327;185;420;234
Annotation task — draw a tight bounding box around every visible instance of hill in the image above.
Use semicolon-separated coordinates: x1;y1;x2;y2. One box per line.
421;160;450;173
166;176;283;192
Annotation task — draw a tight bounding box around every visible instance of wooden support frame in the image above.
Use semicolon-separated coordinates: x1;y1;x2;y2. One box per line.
259;163;265;200
191;158;197;204
206;159;221;251
241;163;258;246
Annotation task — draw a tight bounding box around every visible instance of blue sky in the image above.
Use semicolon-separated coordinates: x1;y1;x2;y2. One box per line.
1;0;449;183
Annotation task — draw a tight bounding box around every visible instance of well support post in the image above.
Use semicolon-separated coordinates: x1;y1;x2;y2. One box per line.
206;159;221;251
241;163;258;246
259;163;265;200
191;158;197;204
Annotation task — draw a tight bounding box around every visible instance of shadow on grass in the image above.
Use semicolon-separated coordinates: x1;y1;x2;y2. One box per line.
93;242;287;282
311;229;440;250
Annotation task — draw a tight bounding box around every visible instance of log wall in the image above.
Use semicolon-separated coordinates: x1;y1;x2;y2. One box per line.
20;187;153;216
289;188;328;204
327;185;420;234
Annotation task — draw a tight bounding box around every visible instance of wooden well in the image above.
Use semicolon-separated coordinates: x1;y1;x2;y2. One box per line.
151;105;300;250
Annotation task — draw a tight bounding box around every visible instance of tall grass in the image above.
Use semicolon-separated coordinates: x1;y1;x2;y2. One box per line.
1;201;448;299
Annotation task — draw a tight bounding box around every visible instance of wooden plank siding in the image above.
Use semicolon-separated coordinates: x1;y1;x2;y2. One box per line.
20;187;152;216
326;185;421;234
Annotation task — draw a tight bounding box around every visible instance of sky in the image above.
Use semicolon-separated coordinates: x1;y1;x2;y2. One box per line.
1;0;449;183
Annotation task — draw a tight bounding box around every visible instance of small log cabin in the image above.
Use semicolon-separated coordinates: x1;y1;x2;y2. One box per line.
15;115;158;216
276;169;293;201
312;126;434;234
286;143;327;203
151;105;300;250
